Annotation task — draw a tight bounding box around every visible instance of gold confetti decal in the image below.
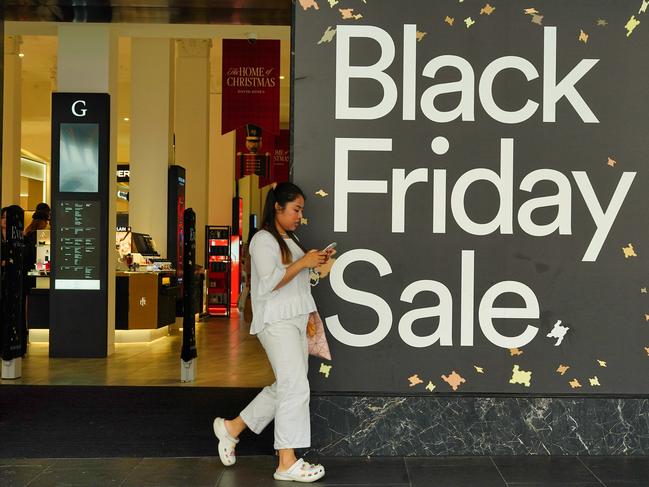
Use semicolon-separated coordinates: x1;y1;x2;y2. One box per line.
556;364;570;375
607;157;617;167
510;348;523;356
569;378;582;389
640;0;649;14
579;29;589;43
416;31;427;42
645;347;649;356
509;365;532;387
425;381;436;392
524;8;539;15
474;365;484;373
531;14;544;25
626;16;641;37
317;26;336;45
464;17;476;28
315;189;329;197
408;374;424;387
597;360;607;367
641;288;647;293
589;376;601;387
480;4;495;15
596;19;608;27
301;217;309;225
445;16;455;26
328;0;338;7
339;8;363;20
644;314;649;321
441;371;466;391
319;363;332;378
622;243;637;258
299;0;320;11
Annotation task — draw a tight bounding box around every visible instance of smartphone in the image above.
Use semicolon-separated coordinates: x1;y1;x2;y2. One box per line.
322;242;337;252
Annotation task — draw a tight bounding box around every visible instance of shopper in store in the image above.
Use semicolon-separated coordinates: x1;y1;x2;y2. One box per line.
213;182;331;482
23;203;50;320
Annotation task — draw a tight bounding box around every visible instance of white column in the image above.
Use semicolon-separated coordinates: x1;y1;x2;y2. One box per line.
175;39;211;267
208;39;235;228
129;38;173;257
2;35;22;208
57;24;118;355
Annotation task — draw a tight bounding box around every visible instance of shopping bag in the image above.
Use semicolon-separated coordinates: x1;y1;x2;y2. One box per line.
307;311;332;360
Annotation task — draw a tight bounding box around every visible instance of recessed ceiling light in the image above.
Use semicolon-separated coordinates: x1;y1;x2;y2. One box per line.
279;75;285;80
18;53;25;58
123;117;130;122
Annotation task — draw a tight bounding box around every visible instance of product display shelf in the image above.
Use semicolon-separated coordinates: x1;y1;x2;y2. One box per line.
205;225;231;317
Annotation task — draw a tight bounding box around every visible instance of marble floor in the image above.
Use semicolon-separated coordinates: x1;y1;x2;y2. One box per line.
1;455;647;487
0;314;275;388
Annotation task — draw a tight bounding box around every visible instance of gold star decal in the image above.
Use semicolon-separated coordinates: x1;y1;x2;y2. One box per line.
480;4;495;15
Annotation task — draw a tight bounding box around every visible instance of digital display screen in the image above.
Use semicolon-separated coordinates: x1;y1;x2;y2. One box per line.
59;123;99;193
54;200;101;290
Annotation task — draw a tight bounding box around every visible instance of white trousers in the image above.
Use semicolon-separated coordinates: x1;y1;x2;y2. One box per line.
240;314;311;450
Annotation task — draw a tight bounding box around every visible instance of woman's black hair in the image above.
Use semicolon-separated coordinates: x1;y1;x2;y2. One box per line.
261;182;306;264
32;202;50;221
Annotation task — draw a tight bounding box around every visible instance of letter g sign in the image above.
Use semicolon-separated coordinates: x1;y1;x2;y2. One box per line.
71;100;88;117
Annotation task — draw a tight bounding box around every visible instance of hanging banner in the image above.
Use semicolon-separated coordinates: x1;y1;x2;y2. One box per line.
236;124;274;187
236;127;290;186
222;39;280;136
294;0;649;394
272;129;290;183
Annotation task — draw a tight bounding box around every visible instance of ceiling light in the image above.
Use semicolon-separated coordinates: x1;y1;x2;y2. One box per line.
123;117;130;122
18;53;25;58
279;75;285;80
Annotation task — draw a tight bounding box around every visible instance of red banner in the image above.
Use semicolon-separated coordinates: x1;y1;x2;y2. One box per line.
236;129;290;187
222;39;280;136
272;129;290;183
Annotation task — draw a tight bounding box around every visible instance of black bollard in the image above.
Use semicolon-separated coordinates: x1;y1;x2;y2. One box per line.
180;208;197;381
1;205;26;378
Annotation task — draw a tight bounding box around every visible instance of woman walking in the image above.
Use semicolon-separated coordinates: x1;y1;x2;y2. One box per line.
213;182;330;482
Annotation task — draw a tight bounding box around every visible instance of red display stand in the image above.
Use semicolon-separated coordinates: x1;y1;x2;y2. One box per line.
205;226;231;317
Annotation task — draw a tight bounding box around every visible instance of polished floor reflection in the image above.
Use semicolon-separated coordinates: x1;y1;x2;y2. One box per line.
0;315;274;387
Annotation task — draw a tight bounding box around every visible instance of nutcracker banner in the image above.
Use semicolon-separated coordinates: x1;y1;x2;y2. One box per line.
236;126;275;187
222;39;280;136
236;128;290;187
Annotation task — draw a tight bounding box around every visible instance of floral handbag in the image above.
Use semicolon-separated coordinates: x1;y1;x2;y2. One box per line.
307;311;332;360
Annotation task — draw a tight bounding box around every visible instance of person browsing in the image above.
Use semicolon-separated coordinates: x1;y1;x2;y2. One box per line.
212;182;333;483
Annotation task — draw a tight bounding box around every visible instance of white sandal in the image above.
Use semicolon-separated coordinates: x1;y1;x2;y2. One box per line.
213;417;239;466
273;458;326;482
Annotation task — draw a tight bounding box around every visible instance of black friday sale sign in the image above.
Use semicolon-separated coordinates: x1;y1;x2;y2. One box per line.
293;0;649;394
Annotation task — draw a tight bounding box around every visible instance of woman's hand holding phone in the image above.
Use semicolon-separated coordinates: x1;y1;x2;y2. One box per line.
302;250;327;268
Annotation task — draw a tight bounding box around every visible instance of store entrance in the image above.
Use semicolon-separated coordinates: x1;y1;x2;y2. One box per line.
1;4;291;388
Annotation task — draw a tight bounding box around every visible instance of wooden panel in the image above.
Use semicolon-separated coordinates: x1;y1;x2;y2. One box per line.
128;273;158;329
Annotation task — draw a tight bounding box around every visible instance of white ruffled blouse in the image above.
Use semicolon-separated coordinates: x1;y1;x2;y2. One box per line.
248;229;316;335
